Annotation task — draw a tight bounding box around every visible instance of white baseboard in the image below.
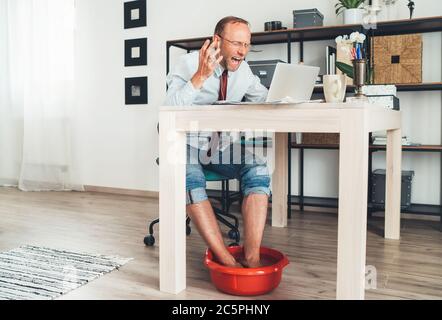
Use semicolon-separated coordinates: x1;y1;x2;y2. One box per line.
84;185;159;198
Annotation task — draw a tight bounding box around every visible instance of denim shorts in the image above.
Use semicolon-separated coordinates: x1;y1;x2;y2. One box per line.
186;143;271;205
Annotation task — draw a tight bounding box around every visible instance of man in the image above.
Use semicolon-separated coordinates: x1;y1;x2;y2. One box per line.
165;16;270;268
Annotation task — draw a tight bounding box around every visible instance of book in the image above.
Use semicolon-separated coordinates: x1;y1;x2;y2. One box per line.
372;135;412;146
367;95;400;110
362;84;397;96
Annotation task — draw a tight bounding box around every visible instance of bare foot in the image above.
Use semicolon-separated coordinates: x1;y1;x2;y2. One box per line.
216;254;243;268
229;261;244;268
239;258;262;268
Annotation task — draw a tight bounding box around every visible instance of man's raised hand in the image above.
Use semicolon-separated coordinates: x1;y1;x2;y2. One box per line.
191;38;223;89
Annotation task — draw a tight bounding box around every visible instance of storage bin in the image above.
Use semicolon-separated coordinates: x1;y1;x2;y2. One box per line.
372;34;422;84
371;169;414;209
296;133;339;145
248;60;285;88
293;8;324;28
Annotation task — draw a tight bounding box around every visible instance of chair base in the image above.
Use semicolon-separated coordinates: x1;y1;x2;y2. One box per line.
144;179;241;247
144;216;192;247
144;210;240;246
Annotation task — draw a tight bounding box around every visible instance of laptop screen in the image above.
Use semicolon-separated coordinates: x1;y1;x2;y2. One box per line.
266;63;320;103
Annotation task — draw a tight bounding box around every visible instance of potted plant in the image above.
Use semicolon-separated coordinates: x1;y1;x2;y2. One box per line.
335;0;366;24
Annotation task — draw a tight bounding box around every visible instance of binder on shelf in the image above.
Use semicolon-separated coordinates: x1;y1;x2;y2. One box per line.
326;46;336;75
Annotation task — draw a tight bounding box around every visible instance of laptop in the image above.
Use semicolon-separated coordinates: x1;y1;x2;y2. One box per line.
266;63;320;103
214;62;320;105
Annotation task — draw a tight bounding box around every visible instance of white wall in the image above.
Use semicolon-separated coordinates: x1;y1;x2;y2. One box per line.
74;0;442;204
74;0;155;190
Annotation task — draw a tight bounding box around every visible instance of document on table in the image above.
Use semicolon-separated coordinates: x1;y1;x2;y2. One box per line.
212;98;325;105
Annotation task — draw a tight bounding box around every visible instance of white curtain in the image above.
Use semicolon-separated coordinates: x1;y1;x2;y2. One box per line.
0;0;83;191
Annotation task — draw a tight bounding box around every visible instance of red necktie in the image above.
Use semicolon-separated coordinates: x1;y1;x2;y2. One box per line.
218;70;228;101
208;70;228;157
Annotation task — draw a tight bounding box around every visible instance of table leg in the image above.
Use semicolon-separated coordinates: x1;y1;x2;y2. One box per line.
159;112;187;294
272;132;288;227
385;128;402;240
337;119;368;300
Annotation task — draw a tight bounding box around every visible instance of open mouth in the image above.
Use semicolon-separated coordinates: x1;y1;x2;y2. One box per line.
231;56;242;67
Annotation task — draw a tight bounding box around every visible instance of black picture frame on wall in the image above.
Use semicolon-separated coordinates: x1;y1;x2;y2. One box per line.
125;77;148;105
125;38;147;66
124;0;147;29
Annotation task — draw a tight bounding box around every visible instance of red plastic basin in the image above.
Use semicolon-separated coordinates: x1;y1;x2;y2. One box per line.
204;246;289;296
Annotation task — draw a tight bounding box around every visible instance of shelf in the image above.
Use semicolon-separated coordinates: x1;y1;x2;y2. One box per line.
370;203;442;216
395;82;442;92
290;196;338;208
289;196;441;215
402;203;442;216
313;82;442;94
167;25;360;51
291;143;442;152
167;16;442;51
291;143;339;150
368;16;442;36
370;144;442;152
250;24;363;44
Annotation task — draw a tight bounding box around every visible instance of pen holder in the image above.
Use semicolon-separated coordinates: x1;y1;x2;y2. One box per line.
352;59;367;99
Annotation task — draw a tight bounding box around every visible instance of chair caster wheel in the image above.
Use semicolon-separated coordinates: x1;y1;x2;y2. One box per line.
144;235;155;246
228;229;239;241
186;225;191;236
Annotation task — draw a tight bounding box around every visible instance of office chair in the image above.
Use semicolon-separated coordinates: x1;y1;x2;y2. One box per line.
143;167;242;246
143;125;242;247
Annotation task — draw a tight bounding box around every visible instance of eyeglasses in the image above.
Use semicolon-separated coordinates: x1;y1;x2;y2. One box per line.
218;35;251;50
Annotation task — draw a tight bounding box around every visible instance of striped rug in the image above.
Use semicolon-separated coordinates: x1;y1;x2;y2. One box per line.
0;245;132;300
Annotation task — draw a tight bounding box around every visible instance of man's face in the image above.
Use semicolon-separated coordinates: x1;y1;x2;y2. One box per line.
215;22;251;72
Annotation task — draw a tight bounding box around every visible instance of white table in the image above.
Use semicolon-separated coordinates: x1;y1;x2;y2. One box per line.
159;102;402;299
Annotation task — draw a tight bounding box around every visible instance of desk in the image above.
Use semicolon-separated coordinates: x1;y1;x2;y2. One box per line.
159;102;402;300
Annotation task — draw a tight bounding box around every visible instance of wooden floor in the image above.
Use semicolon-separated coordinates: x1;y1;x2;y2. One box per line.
0;187;441;300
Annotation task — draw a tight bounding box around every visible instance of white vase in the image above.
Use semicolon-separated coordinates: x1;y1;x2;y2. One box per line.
343;8;365;25
377;1;399;22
